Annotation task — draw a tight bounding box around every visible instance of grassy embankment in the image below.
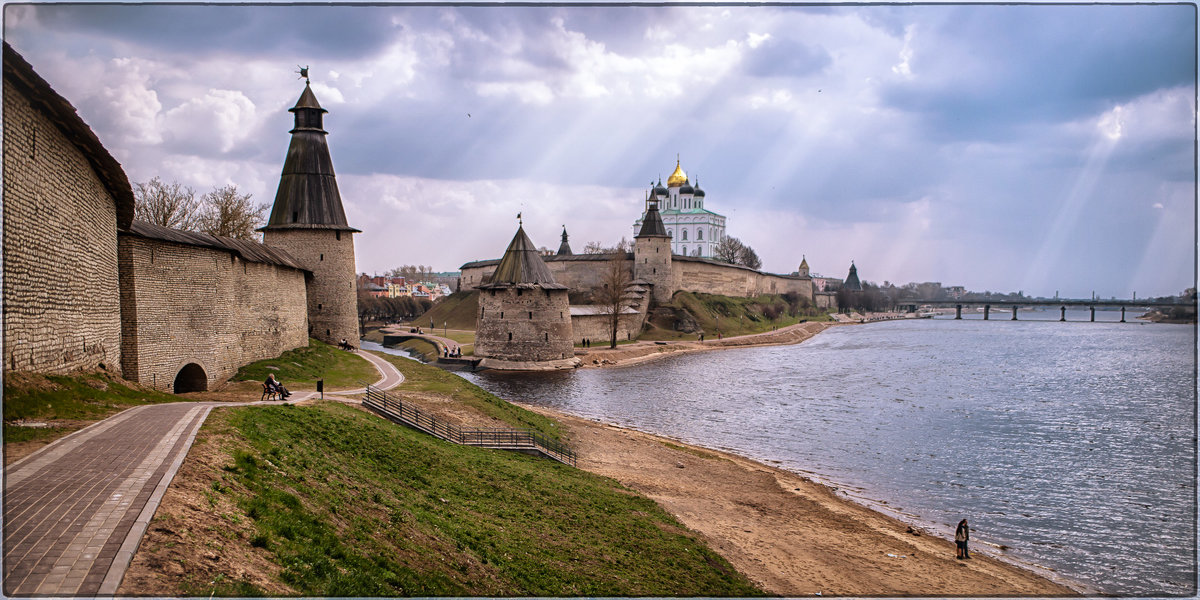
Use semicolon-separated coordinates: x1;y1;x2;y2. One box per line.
3;371;184;445
371;352;560;441
413;291;479;331
149;366;761;596
233;338;377;390
641;291;833;340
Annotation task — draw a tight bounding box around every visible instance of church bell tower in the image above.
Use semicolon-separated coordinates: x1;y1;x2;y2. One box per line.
260;80;361;348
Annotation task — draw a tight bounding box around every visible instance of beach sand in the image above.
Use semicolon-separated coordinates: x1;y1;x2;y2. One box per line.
531;405;1078;596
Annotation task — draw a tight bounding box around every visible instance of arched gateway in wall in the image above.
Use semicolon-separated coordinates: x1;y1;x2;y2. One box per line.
173;363;208;393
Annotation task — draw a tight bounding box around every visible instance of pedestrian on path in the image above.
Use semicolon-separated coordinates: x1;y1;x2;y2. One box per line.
955;518;971;559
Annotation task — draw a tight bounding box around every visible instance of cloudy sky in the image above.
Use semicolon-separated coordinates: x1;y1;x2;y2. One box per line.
5;3;1194;298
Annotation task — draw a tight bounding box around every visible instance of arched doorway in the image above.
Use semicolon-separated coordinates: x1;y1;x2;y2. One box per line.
173;363;208;393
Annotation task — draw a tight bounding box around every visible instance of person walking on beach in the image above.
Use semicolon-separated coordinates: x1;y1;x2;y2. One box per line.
955;518;970;559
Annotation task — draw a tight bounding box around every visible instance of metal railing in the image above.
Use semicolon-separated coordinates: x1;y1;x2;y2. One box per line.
362;384;576;467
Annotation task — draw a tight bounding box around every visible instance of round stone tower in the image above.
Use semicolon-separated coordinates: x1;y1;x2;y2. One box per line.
260;82;360;347
475;224;577;370
633;196;675;304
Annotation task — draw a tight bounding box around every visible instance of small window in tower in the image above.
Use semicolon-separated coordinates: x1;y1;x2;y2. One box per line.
318;304;322;310
529;311;533;319
336;231;341;241
326;329;331;335
517;289;523;296
545;332;549;342
320;254;324;261
500;312;504;319
29;126;36;160
481;308;485;318
508;332;513;341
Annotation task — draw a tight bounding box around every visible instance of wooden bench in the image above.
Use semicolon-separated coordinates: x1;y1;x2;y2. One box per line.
261;382;281;402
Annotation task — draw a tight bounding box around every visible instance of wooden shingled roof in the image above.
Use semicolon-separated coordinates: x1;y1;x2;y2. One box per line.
123;220;311;273
479;225;567;289
636;202;669;238
3;43;136;230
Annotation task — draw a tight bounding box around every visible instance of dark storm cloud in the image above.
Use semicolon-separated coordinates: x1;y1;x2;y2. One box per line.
27;4;400;60
881;4;1194;141
742;37;831;79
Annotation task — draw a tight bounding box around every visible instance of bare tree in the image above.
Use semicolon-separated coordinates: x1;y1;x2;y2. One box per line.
713;236;744;264
582;237;631;254
738;245;762;270
592;254;633;348
198;185;269;240
133;177;200;230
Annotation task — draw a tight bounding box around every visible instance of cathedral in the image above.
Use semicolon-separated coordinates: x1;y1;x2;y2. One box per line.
632;159;726;258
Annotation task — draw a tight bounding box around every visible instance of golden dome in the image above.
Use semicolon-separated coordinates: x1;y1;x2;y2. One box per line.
666;159;687;187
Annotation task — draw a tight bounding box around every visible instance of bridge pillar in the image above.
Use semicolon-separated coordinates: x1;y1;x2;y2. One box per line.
955;304;962;320
1090;306;1095;322
983;305;990;320
1121;306;1126;322
1012;306;1018;320
1060;306;1066;321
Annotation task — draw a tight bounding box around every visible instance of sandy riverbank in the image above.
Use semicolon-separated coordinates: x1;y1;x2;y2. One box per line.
529;404;1078;596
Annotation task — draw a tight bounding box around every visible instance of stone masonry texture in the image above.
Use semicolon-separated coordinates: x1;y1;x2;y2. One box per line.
263;229;359;347
3;79;123;375
118;236;308;391
475;287;574;362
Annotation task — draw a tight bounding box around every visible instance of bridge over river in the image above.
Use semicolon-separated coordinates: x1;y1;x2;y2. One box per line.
905;299;1188;321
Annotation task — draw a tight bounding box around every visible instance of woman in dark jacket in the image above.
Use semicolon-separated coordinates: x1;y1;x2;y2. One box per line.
955;519;970;559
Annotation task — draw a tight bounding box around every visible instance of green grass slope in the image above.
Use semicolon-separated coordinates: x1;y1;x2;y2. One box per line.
233;339;377;389
413;291;479;331
194;401;763;597
372;352;562;442
3;371;184;443
642;291;833;340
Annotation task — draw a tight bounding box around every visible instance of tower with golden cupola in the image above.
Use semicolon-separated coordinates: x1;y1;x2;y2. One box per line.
632;157;726;258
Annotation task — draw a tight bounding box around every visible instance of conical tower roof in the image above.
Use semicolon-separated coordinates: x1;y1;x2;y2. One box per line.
636;201;669;238
557;226;573;256
843;262;862;291
481;225;566;289
261;83;359;232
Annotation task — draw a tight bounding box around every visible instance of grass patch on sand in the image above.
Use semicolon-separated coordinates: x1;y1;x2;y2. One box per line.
191;401;762;597
370;352;562;442
234;339;377;390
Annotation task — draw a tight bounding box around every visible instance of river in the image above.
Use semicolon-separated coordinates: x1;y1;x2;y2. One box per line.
457;312;1196;596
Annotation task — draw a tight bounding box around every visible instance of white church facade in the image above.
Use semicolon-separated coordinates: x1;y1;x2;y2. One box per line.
632;160;727;258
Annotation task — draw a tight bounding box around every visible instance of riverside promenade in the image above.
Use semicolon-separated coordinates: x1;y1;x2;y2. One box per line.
2;350;403;596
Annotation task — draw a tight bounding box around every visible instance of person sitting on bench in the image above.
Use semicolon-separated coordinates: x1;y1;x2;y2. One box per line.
265;374;291;399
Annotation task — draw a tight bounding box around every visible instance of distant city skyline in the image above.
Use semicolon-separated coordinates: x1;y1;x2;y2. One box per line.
5;3;1194;298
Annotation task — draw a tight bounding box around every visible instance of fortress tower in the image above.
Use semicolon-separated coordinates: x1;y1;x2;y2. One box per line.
475;224;577;370
634;195;675;304
261;82;360;347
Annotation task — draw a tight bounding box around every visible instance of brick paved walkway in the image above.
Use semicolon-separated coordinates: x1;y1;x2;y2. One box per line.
3;349;404;596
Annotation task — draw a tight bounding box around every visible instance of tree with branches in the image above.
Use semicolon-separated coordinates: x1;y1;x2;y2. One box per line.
592;254;633;348
198;184;269;240
133;177;200;230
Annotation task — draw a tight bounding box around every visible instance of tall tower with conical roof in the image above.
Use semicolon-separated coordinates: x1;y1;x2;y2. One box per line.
475;223;576;369
261;82;360;347
634;194;675;304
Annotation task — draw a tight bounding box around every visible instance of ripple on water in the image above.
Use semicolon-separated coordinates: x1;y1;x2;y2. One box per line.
459;319;1195;596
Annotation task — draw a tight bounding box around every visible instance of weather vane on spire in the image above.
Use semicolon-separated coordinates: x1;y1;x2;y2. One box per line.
296;65;310;84
517;212;523;226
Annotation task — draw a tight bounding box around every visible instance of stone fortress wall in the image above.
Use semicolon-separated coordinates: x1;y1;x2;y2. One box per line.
475;287;575;365
117;235;309;391
2;74;125;374
264;229;358;345
461;253;816;304
2;44;316;391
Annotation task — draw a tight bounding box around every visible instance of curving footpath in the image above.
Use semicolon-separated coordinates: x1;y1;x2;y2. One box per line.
2;350;402;596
